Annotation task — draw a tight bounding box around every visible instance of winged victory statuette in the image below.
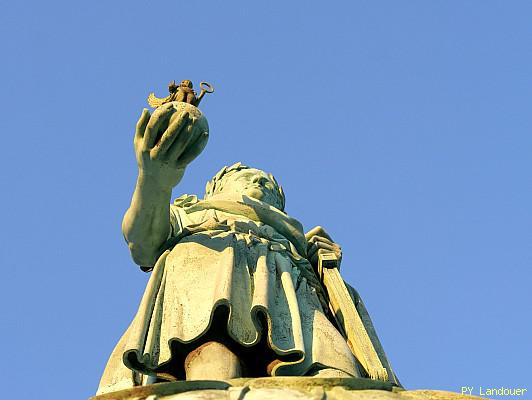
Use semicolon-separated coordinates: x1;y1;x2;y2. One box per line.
147;79;214;108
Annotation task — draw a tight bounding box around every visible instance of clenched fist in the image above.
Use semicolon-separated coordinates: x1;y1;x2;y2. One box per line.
305;226;343;270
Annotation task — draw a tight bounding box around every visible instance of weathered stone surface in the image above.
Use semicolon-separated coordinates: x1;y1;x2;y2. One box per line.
399;391;483;400
162;389;231;399
98;101;400;394
90;378;487;400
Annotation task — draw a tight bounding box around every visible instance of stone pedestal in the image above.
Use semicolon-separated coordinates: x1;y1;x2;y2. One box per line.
90;377;486;400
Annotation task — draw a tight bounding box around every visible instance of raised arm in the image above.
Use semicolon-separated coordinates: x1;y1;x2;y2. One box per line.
122;104;209;268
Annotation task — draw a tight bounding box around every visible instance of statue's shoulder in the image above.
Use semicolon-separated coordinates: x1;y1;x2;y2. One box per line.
170;194;203;229
173;194;200;208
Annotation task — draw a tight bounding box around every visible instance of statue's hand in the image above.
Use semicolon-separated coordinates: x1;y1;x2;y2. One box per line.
305;226;343;269
134;104;209;189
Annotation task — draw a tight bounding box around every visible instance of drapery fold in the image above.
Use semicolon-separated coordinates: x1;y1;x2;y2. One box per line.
97;198;361;395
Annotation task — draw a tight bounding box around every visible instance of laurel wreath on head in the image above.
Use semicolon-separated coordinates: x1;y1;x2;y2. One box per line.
204;162;285;211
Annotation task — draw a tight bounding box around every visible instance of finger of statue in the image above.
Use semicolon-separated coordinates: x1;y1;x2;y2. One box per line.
317;242;337;252
154;102;175;113
305;226;333;242
166;118;201;160
150;112;189;159
142;107;175;151
308;241;325;258
308;241;337;260
176;132;209;167
312;237;341;255
135;108;151;141
308;235;336;247
161;116;195;159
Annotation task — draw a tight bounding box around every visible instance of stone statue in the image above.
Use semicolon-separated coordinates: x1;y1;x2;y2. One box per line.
148;80;214;108
96;101;399;396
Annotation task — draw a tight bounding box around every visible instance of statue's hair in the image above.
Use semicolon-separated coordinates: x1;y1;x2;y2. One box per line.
205;162;286;211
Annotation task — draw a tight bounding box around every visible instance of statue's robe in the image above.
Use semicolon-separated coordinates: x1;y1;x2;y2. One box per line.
97;195;395;395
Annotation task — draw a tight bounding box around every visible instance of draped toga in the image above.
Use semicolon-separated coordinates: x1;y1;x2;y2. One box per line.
97;195;361;395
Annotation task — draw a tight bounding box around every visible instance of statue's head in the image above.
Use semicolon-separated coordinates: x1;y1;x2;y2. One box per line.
205;163;285;211
180;79;193;88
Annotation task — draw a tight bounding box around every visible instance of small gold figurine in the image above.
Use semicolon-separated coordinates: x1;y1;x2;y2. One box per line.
148;80;214;108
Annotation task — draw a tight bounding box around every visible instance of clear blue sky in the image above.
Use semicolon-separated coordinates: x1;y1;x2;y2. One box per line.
1;1;530;399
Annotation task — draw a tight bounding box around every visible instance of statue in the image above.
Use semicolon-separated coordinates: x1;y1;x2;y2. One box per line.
147;80;214;108
96;99;400;396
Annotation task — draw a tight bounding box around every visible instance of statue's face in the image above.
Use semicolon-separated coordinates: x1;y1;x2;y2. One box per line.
180;80;192;88
213;169;283;208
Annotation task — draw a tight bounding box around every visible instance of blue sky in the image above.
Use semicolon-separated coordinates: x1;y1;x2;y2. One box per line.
1;1;530;399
